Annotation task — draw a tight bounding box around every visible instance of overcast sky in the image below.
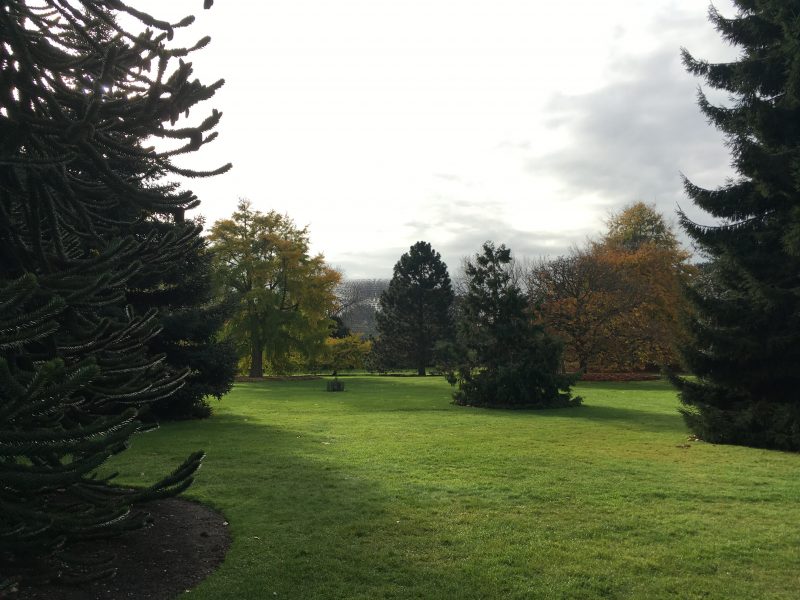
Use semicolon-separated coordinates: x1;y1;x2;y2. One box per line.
136;0;739;278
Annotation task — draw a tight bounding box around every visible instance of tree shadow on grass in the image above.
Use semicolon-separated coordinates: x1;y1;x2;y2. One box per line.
441;400;685;434
574;378;676;393
182;413;491;599
536;403;685;432
293;379;685;433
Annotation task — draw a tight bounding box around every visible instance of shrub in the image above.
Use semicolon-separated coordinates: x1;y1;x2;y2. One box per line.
326;379;346;392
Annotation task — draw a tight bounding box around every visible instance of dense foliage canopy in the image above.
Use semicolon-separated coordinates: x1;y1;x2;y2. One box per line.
529;203;692;372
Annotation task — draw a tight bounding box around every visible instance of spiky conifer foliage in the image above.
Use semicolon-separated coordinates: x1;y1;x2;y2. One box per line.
126;218;237;420
676;1;800;449
449;243;579;409
0;0;228;584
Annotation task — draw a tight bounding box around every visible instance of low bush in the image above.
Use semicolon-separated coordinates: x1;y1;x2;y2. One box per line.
326;379;345;392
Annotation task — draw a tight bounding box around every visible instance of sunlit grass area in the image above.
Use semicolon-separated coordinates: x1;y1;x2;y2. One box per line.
110;377;800;599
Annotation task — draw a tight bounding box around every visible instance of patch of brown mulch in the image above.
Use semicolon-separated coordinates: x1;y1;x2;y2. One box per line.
13;498;230;600
579;372;662;382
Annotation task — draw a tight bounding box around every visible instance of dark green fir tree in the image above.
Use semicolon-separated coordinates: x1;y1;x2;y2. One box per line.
676;1;800;450
0;0;228;585
126;217;237;420
373;241;454;376
450;242;578;408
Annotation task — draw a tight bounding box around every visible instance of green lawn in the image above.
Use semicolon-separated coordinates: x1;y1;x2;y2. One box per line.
110;377;800;599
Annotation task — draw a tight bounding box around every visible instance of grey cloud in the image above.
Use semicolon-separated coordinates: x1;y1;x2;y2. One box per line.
338;25;739;277
334;200;586;279
529;48;734;231
407;198;590;274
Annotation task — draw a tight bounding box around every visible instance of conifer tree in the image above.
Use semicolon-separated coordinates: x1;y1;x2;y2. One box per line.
374;241;454;376
676;1;800;449
0;0;227;583
126;218;237;420
449;242;578;408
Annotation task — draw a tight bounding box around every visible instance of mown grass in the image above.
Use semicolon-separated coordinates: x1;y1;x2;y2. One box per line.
108;377;800;599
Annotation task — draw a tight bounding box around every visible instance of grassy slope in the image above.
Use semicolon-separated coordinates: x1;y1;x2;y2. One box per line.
111;378;800;599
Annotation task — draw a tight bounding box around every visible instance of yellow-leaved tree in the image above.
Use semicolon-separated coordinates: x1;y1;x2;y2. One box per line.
209;200;340;376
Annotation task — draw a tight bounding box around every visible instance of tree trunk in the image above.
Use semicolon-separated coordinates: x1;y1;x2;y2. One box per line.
249;344;263;378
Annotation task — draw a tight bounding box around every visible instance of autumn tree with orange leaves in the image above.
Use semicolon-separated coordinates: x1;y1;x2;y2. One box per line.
529;203;693;372
596;204;694;369
527;247;636;372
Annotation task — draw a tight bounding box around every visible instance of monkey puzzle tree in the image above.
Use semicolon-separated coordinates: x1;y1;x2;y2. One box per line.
676;1;800;449
0;0;226;584
374;241;454;375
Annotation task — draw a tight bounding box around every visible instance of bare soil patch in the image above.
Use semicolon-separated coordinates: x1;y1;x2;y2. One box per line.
14;498;230;600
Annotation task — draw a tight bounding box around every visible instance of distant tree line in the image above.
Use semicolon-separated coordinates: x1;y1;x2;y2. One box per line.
333;278;389;337
368;203;691;376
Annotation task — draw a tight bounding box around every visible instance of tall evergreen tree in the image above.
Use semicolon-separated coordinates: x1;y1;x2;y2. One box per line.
127;218;237;420
0;0;226;584
449;242;578;408
676;1;800;449
374;241;454;375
